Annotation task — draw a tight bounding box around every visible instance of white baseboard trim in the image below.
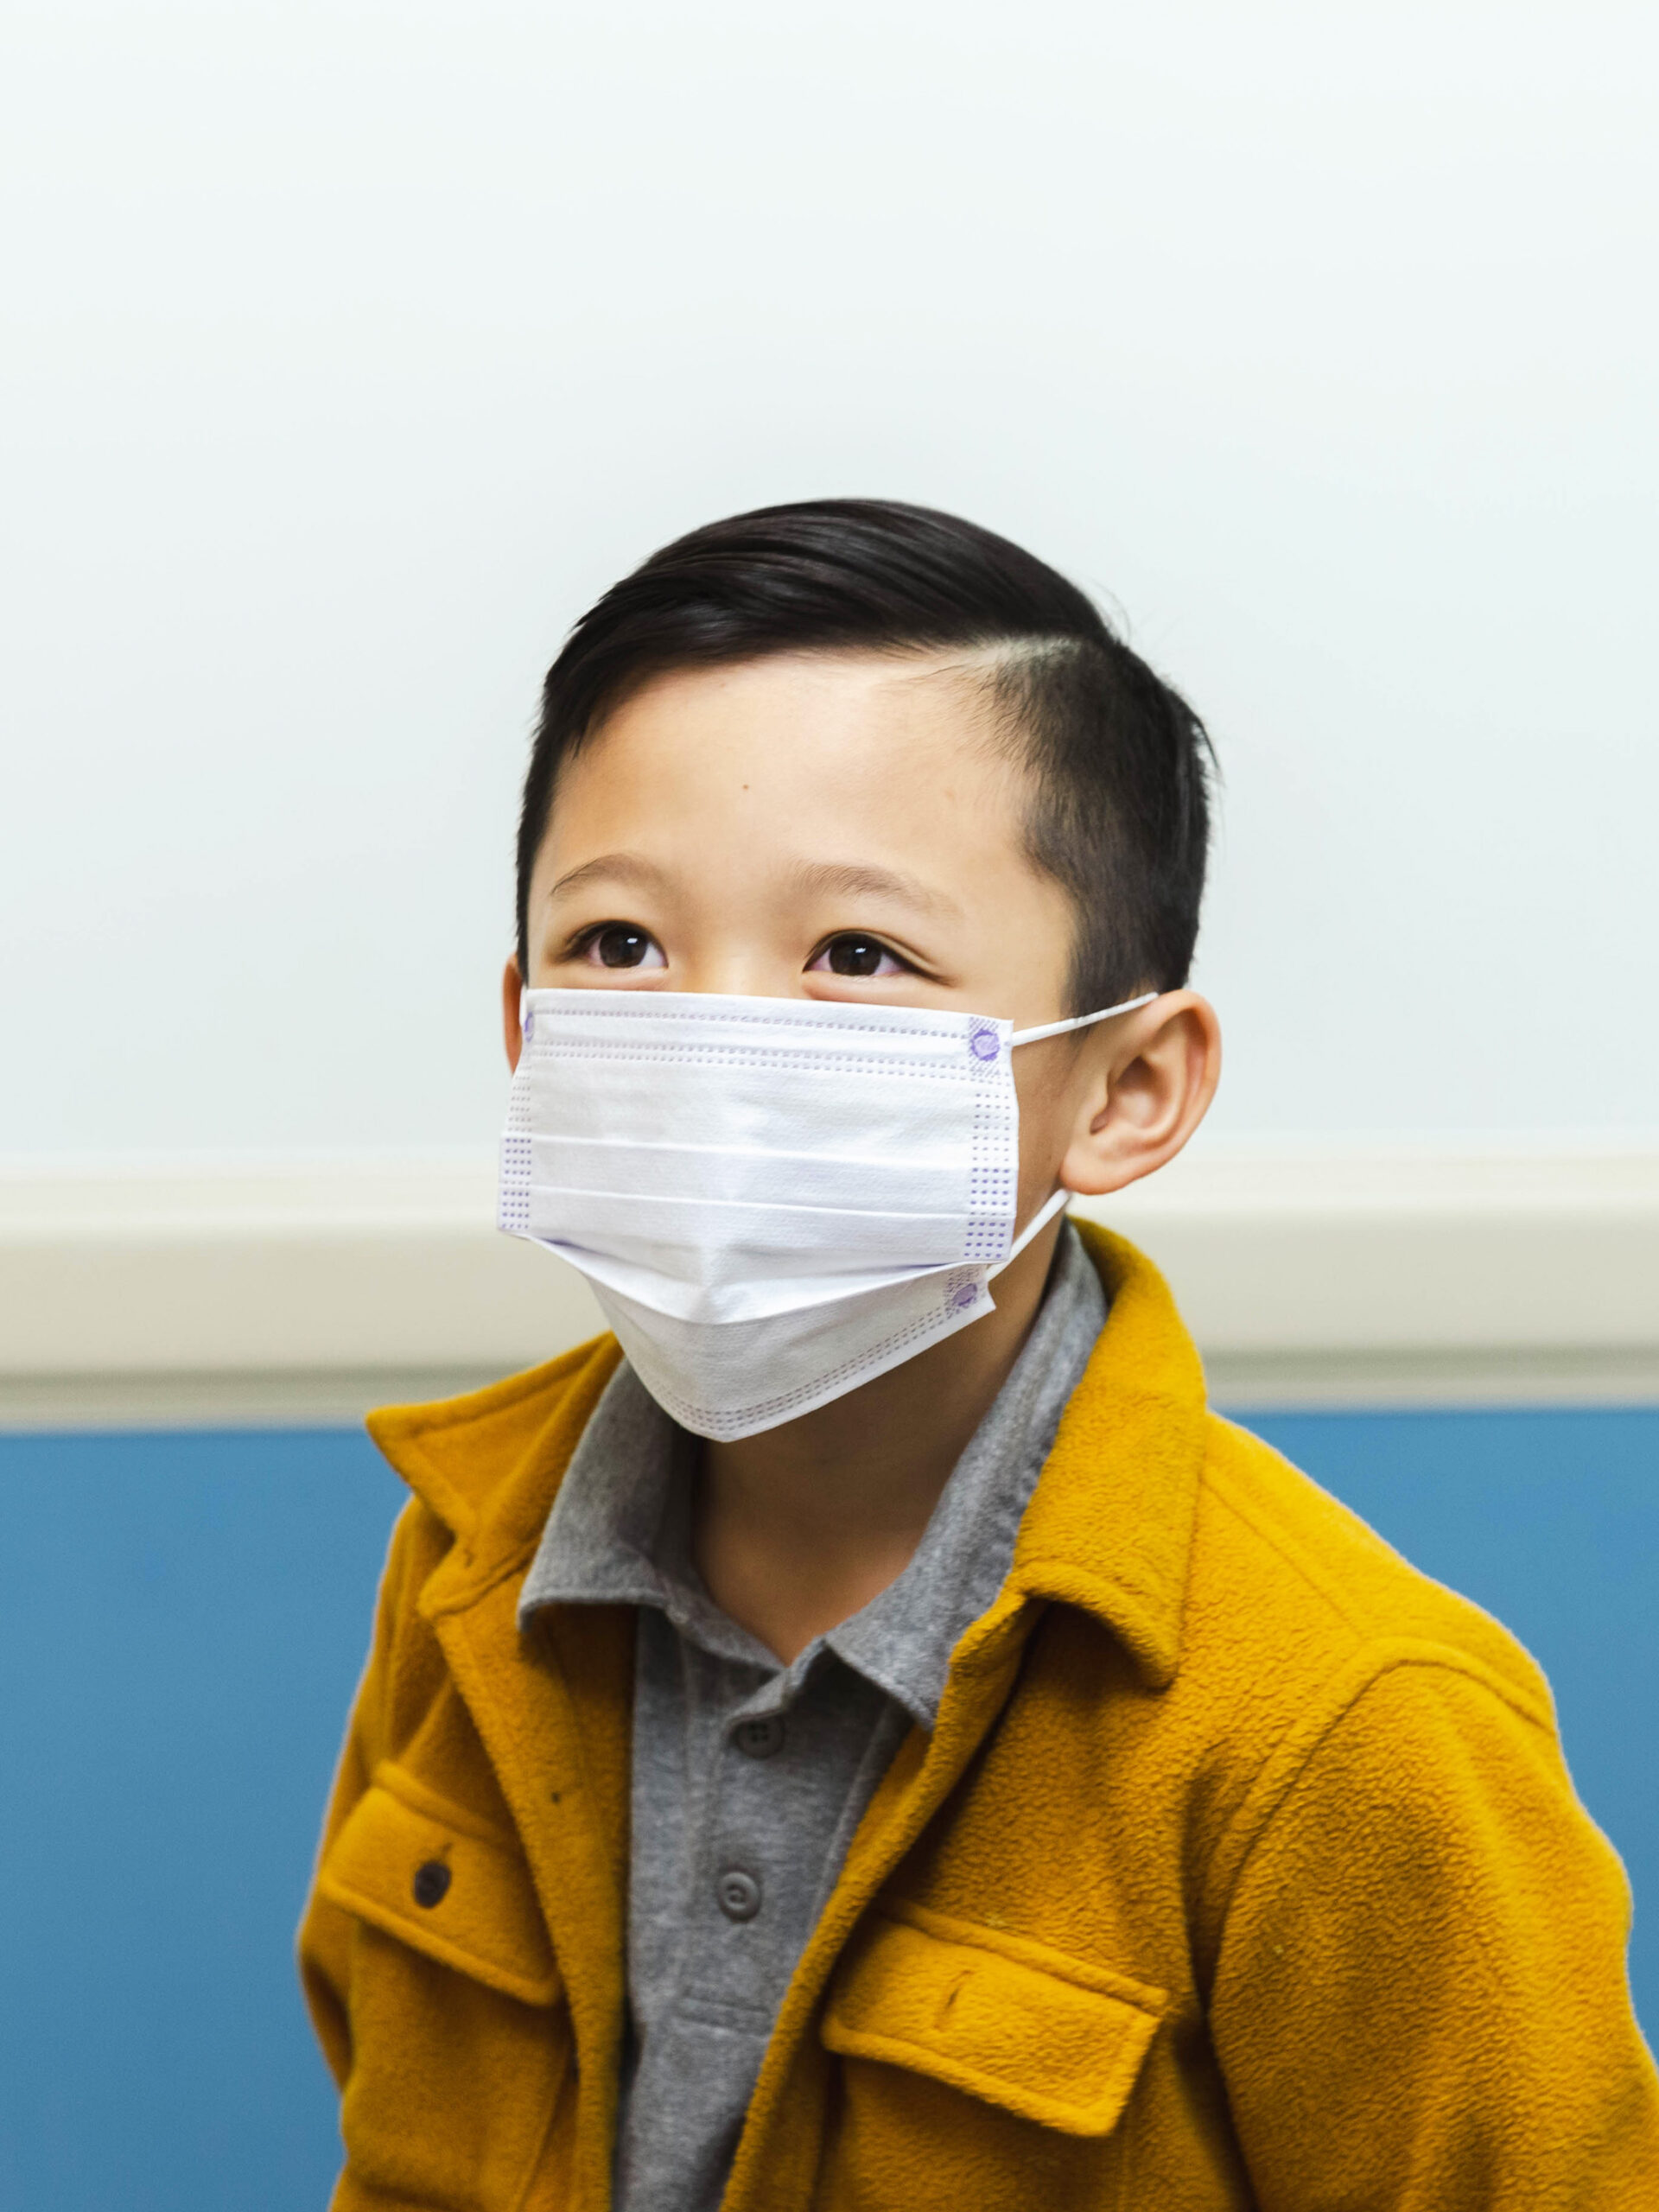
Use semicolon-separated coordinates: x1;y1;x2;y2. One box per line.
0;1367;515;1432
3;1144;1657;1427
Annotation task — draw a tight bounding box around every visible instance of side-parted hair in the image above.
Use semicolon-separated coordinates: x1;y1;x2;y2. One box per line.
516;499;1214;1012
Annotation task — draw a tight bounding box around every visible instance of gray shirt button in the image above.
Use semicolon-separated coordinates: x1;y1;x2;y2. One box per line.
734;1715;785;1758
716;1868;762;1922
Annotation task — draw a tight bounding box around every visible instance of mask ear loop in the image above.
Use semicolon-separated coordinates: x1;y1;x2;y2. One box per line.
991;990;1160;1275
1008;989;1159;1047
988;1186;1074;1280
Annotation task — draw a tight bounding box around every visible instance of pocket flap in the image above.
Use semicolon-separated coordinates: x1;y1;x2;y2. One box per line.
316;1764;559;2007
823;1901;1166;2138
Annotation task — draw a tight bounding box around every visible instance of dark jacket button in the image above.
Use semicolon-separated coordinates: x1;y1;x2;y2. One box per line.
413;1859;451;1908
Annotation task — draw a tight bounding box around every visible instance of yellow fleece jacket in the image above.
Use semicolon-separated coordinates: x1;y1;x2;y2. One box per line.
299;1225;1659;2209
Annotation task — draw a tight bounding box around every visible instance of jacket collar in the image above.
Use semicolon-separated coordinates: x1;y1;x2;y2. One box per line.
365;1223;1207;1687
1006;1221;1207;1688
366;1334;625;1620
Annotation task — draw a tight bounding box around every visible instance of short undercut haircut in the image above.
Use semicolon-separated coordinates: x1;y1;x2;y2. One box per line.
517;499;1214;1013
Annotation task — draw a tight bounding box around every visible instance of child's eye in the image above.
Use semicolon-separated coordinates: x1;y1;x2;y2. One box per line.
807;934;911;979
578;923;667;970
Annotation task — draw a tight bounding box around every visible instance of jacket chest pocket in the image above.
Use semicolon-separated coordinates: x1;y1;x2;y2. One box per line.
817;1901;1166;2212
316;1766;572;2212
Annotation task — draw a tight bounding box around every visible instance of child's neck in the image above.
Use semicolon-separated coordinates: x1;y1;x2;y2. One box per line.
690;1224;1062;1664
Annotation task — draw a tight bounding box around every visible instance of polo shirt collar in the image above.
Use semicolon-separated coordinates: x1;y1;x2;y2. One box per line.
520;1225;1108;1732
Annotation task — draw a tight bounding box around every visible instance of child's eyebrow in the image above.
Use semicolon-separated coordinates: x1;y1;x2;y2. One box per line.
787;860;961;920
546;851;666;901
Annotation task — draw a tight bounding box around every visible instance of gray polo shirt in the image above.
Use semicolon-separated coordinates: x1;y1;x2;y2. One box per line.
519;1223;1106;2212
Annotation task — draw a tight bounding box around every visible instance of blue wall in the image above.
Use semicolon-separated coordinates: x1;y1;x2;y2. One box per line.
0;1409;1653;2209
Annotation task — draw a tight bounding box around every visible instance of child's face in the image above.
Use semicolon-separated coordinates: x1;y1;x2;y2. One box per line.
508;648;1113;1224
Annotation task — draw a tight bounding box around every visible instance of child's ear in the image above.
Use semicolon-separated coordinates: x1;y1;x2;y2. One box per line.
1060;993;1221;1198
502;955;524;1073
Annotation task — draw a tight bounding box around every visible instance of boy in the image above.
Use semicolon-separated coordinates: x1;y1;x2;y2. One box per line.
300;500;1657;2209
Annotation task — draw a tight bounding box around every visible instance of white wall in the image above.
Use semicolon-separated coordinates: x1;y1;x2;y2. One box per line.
5;0;1657;1159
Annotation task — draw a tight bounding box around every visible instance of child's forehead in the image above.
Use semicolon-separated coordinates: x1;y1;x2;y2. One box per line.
531;649;1048;912
547;653;1018;839
576;648;1014;797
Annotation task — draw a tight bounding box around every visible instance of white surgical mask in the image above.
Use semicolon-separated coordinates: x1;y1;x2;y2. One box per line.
499;986;1154;1440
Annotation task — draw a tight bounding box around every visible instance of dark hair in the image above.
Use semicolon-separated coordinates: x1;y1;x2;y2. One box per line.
517;499;1214;1012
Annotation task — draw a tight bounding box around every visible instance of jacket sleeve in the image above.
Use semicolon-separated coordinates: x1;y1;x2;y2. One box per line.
1209;1656;1659;2209
296;1497;429;2089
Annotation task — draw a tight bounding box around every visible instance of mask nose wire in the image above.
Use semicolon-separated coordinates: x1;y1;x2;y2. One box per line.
1008;989;1159;1048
